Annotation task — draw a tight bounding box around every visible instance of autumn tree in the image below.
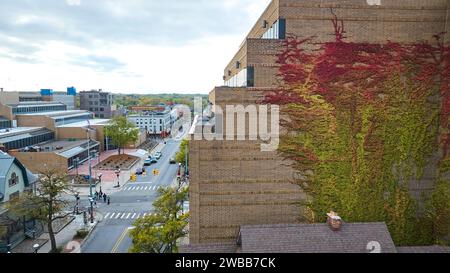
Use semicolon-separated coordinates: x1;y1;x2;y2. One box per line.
129;186;189;253
105;116;139;155
175;139;189;165
7;168;74;253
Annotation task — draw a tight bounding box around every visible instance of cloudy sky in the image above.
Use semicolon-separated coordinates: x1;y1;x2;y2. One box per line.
0;0;270;94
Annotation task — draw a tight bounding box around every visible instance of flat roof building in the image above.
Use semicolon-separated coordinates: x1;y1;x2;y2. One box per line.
79;90;116;119
9;139;100;173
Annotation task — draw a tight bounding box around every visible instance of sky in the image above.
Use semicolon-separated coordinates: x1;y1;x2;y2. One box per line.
0;0;271;94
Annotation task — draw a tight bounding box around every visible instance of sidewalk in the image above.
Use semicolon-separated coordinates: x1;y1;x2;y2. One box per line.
12;214;98;253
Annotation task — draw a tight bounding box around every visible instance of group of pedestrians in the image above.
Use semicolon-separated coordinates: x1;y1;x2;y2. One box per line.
94;189;110;205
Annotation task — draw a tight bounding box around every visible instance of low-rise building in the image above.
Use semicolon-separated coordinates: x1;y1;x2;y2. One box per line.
9;139;100;173
128;107;172;136
0;151;38;250
0;127;55;151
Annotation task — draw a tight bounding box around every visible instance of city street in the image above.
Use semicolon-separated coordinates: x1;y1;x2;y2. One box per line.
81;138;183;253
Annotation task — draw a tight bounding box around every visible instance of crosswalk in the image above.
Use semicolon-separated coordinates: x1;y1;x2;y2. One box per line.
102;212;154;221
121;185;163;192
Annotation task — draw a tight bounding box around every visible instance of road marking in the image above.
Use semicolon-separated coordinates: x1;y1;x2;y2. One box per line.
111;227;130;253
109;213;115;219
143;213;147;217
121;213;126;219
104;213;110;219
126;213;131;219
136;213;141;219
132;213;136;219
115;213;121;219
144;186;148;190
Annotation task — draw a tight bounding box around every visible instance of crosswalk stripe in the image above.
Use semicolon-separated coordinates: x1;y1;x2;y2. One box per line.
126;213;131;219
121;213;126;219
109;213;115;219
143;213;147;217
136;213;141;219
144;186;148;190
115;213;121;219
132;213;136;219
104;213;110;219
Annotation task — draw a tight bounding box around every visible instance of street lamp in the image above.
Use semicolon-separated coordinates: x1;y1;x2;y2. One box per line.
98;173;103;192
88;197;94;224
74;193;80;215
115;169;121;188
32;243;40;253
87;132;94;198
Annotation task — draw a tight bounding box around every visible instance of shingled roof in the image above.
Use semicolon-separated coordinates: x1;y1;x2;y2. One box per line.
397;246;450;253
237;223;397;253
180;222;399;253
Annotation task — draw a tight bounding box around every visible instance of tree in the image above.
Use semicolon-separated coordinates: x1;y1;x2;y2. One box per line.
175;139;189;165
105;116;139;155
6;168;74;253
129;186;189;253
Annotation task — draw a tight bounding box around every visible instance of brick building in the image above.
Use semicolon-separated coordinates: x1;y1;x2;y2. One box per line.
188;0;450;245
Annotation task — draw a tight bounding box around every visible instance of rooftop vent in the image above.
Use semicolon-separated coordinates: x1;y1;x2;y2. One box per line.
327;211;342;231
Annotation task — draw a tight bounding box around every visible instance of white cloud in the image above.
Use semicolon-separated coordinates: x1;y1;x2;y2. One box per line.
66;0;81;6
0;0;273;94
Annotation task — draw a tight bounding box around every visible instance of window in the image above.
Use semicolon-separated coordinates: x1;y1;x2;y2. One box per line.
261;19;285;39
9;172;19;187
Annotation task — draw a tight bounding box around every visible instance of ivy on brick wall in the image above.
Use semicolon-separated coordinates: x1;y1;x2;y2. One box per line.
265;12;450;246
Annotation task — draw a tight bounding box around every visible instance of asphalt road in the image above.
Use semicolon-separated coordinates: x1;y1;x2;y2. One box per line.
81;138;183;253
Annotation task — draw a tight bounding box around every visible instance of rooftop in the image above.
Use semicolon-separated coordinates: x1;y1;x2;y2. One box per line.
16;110;89;117
57;119;110;128
16;139;100;158
180;222;399;253
7;101;66;107
0;127;48;140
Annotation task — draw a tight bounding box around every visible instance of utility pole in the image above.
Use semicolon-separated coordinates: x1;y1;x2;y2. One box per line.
87;129;93;198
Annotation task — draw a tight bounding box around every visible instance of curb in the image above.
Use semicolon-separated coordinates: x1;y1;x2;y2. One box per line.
78;220;99;250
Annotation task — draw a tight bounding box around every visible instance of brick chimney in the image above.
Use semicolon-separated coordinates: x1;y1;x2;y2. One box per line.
327;211;342;231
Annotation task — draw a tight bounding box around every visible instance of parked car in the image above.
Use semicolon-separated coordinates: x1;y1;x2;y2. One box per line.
135;168;144;175
155;152;162;159
148;156;157;163
169;157;176;164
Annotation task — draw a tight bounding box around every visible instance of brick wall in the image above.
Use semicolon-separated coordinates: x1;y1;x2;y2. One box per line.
189;0;450;244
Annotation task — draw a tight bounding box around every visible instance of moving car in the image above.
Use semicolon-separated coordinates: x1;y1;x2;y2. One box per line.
135;168;144;175
143;158;152;166
155;151;162;159
169;157;176;164
148;156;157;163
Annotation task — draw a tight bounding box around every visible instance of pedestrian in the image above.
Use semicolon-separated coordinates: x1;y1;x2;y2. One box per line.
99;189;103;198
103;193;107;203
94;191;99;200
107;196;110;205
